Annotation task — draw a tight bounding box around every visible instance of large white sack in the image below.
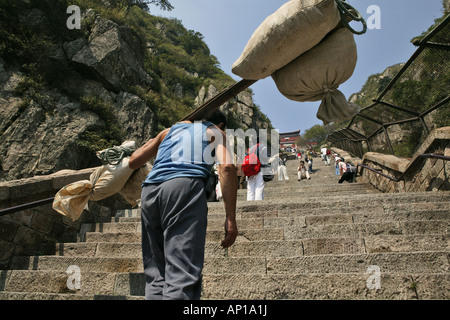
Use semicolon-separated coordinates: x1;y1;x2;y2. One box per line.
271;27;361;125
232;0;341;80
52;157;134;221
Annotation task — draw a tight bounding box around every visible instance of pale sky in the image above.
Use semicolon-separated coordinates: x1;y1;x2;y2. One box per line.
151;0;445;133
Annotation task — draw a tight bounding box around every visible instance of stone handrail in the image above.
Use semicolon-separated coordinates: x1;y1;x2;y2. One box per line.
0;167;99;269
332;127;450;193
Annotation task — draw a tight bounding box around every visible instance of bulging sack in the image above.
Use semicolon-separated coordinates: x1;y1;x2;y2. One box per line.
232;0;341;80
271;27;361;125
52;157;134;221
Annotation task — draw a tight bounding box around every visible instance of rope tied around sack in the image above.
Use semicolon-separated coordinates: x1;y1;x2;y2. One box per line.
335;0;367;35
322;87;337;94
98;146;134;165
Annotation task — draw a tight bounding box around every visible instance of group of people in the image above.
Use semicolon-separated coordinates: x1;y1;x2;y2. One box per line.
243;146;358;202
270;151;313;183
319;147;357;183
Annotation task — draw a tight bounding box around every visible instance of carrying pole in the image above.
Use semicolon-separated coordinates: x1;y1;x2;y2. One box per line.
181;79;257;121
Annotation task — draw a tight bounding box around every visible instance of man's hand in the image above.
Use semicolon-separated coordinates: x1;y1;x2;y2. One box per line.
221;218;238;248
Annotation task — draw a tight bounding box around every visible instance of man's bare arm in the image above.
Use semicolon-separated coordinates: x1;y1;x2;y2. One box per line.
129;128;170;170
212;128;238;248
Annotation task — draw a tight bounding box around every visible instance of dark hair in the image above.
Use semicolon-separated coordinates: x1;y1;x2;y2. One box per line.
205;109;227;128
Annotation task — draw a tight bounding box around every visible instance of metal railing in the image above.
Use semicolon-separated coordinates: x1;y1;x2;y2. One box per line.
0;197;54;217
328;14;449;159
356;153;450;181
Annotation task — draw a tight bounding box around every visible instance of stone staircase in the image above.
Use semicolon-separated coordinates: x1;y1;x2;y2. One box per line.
1;157;449;300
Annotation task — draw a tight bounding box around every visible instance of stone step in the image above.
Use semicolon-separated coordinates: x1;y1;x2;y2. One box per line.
235;190;379;200
0;273;450;305
3;271;448;300
9;251;448;275
22;234;450;259
284;220;448;240
4;272;447;300
107;209;449;230
79;218;447;245
0;291;145;300
0;270;127;296
201;273;450;300
4;251;448;298
83;218;265;234
114;200;450;221
111;202;450;223
206;192;450;213
237;185;378;194
81;228;285;243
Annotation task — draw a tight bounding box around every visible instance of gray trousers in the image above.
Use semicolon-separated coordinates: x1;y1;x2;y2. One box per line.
140;177;208;300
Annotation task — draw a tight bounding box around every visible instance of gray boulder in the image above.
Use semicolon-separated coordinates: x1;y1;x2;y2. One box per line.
64;16;152;92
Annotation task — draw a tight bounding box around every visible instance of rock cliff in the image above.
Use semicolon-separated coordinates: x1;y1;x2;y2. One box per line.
0;3;272;182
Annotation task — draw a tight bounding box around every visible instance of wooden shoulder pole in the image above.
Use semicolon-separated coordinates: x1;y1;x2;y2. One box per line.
181;79;257;121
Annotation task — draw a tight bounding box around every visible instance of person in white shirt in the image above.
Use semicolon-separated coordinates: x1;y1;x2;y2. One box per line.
321;147;329;166
246;143;268;201
277;153;289;181
297;160;311;181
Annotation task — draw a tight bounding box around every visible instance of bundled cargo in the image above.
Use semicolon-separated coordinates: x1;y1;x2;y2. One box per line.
271;27;361;125
52;141;150;221
232;0;364;124
232;0;342;80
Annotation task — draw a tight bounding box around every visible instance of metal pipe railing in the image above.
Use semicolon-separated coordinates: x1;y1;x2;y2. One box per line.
356;153;450;182
0;197;55;217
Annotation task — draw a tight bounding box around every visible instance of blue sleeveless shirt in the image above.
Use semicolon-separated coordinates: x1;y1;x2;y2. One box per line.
142;122;215;185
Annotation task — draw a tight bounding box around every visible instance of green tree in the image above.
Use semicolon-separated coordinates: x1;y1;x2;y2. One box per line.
303;125;328;145
112;0;173;12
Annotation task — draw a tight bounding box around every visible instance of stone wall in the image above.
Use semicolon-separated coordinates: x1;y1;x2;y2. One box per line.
0;168;127;269
332;127;450;193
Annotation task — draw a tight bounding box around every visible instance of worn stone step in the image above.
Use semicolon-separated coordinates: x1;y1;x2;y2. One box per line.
201;273;450;300
7;255;267;275
264;251;449;275
29;233;450;260
0;270;127;296
114;201;450;222
237;188;379;197
109;272;450;299
285;220;448;240
82;218;265;234
241;184;377;191
83;228;285;243
4;252;448;298
206;192;450;214
10;256;144;273
0;291;144;300
235;190;379;201
208;208;450;223
5;270;447;300
95;210;450;235
115;192;450;218
10;251;448;276
76;220;448;249
0;269;144;299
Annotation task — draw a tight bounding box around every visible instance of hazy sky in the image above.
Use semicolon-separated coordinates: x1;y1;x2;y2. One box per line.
151;0;445;134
